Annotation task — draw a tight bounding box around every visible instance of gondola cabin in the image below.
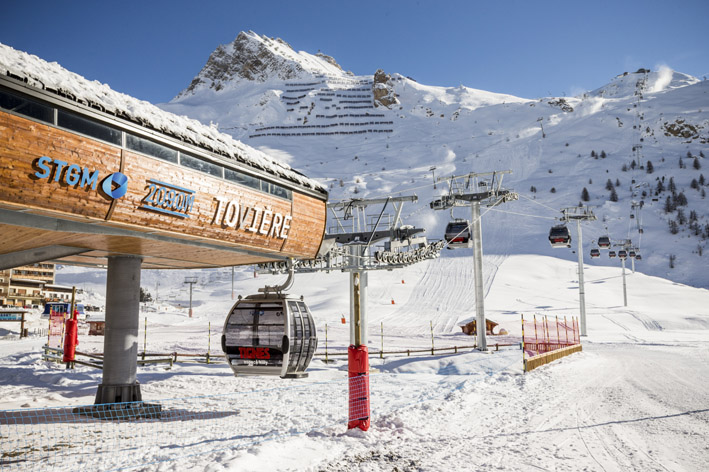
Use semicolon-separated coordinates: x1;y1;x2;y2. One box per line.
597;236;611;248
629;250;637;259
609;251;617;258
618;250;628;259
590;248;600;258
221;293;317;378
635;254;642;261
444;219;472;249
548;225;571;248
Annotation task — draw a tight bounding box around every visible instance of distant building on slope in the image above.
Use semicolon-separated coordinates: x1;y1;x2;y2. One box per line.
0;263;55;307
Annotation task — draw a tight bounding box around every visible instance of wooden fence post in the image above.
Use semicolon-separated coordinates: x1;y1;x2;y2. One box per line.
521;314;526;372
430;321;435;355
380;322;384;359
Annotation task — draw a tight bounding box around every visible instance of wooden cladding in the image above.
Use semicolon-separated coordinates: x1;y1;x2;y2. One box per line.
0;111;326;267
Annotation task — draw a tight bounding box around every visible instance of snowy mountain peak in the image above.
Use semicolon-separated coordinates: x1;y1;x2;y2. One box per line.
176;31;346;98
589;67;699;99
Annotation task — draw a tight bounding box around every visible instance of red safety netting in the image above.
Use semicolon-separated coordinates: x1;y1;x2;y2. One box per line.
521;314;579;358
48;309;64;349
348;345;370;431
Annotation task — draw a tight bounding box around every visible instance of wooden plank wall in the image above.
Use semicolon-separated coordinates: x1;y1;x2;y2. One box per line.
0;111;326;265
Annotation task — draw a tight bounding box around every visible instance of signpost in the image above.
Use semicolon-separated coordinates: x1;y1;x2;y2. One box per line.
184;277;198;318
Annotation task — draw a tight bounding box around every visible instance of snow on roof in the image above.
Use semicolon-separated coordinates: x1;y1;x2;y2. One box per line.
0;42;326;193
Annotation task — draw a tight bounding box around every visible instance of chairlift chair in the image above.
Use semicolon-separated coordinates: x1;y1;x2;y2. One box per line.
590;248;601;258
221;292;317;378
597;236;611;248
548;225;571;248
444;218;472;249
609;251;616;258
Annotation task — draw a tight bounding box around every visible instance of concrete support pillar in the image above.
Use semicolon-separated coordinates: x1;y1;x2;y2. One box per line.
95;255;143;404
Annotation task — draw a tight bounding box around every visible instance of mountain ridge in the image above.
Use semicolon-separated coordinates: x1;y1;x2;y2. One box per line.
161;32;709;288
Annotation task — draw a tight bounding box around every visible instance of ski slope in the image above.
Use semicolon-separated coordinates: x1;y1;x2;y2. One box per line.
1;254;708;470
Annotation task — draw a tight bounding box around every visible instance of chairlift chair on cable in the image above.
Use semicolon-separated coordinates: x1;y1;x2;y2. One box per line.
548;225;571;248
590;248;601;258
597;236;611;248
444;218;472;249
221;262;317;379
609;250;617;258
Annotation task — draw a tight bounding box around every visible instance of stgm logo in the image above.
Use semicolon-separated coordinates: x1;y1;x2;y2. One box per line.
33;156;129;200
101;172;129;199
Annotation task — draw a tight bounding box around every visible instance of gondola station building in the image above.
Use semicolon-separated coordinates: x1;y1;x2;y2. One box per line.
0;43;327;405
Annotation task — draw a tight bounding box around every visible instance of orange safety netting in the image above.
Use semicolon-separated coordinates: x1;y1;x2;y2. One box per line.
521;314;579;358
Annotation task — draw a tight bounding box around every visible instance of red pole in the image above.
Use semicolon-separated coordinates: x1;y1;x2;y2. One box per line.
347;345;370;431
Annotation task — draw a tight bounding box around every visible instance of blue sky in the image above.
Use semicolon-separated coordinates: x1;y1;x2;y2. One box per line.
2;0;707;104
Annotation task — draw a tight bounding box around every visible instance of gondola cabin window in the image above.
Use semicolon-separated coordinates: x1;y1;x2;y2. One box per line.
225;302;285;366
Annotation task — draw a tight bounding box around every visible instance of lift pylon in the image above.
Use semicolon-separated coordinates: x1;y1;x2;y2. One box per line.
558;206;596;336
430;170;518;351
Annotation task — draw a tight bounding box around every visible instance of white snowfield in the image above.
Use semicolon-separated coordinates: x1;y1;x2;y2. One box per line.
163;35;709;289
1;254;708;471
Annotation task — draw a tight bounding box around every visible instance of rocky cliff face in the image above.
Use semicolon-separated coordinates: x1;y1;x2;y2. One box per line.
176;31;344;98
373;69;398;108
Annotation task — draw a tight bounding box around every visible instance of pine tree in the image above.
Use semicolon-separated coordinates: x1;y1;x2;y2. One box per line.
600;150;607;159
679;157;684;169
669;220;679;235
581;187;590;201
664;196;674;213
610;188;618;202
669;177;677;194
631;160;637;169
691;179;699;190
694;157;702;170
605;179;614;191
646;161;654;173
677;208;686;225
656;180;665;193
616;178;621;186
676;192;688;206
550;187;556;193
591;150;597;158
589;178;593;185
622;164;628;172
700;174;706;186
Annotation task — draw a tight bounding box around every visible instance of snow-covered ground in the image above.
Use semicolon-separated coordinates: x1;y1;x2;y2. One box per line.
1;254;708;471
